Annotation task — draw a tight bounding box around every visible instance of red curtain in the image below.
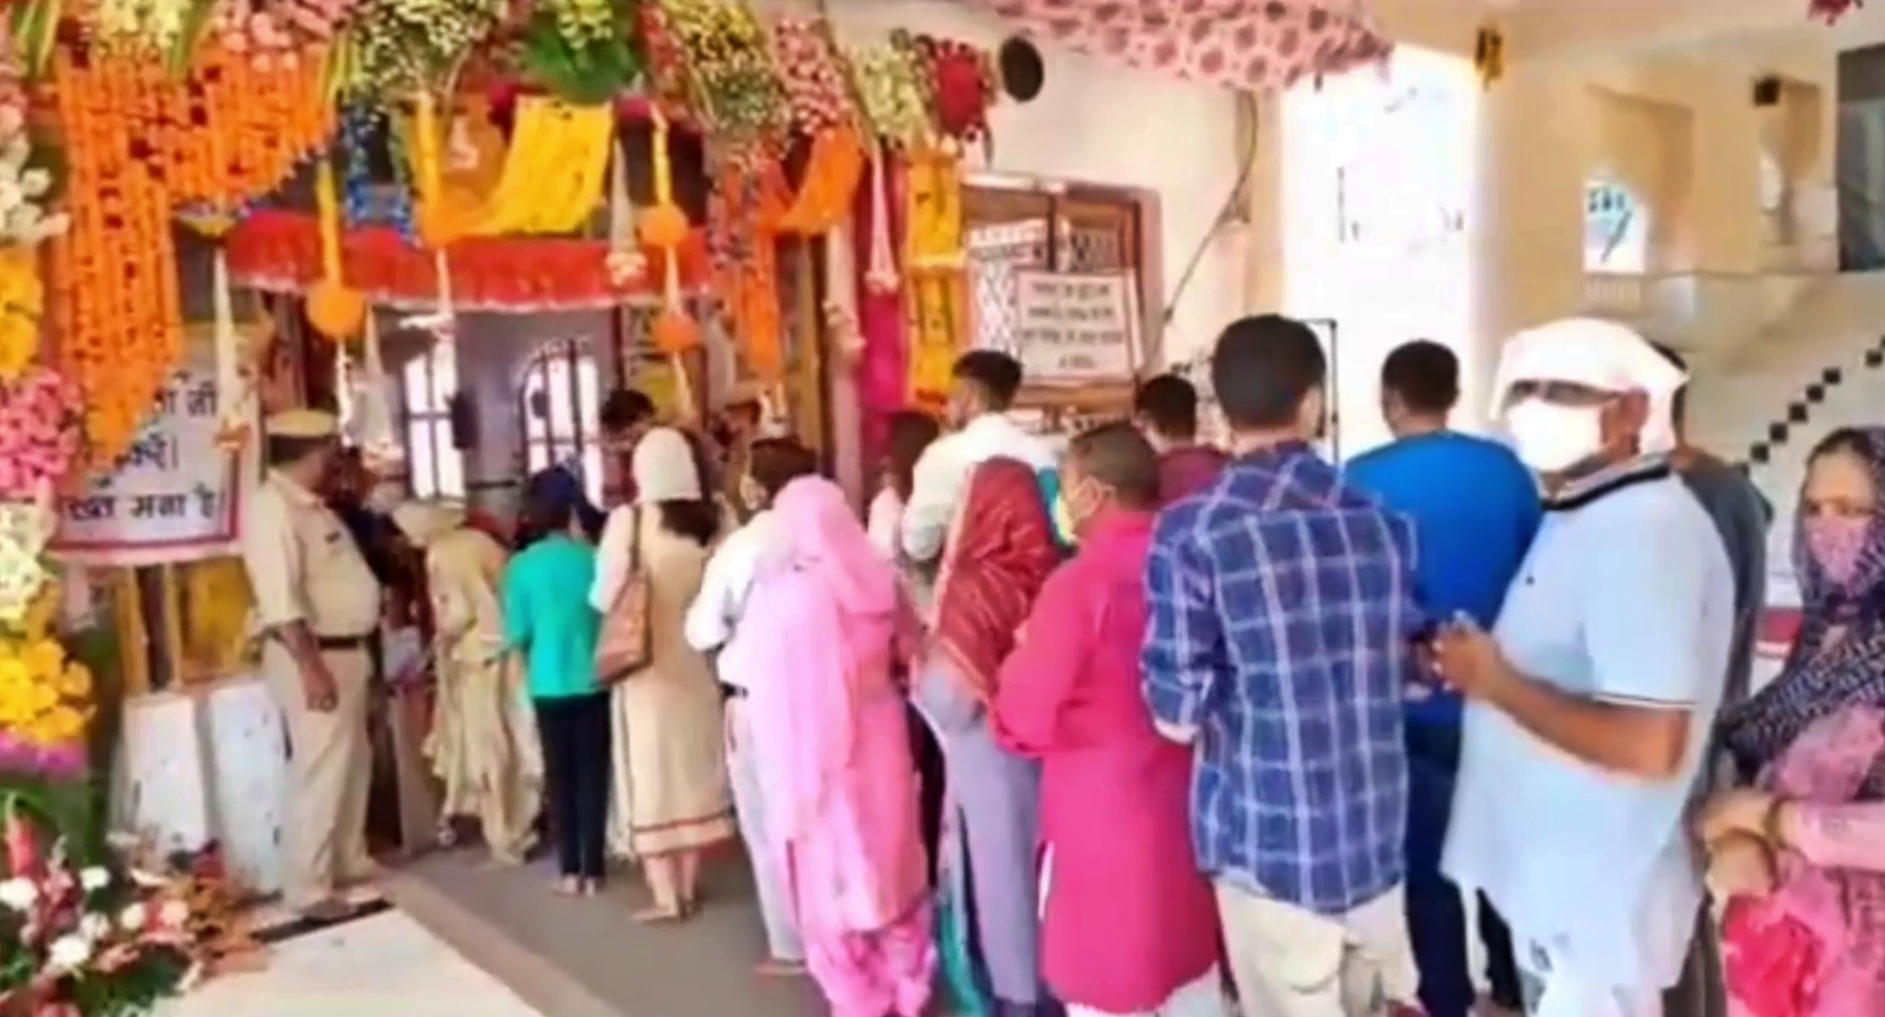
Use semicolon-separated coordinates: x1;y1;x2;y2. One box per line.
969;0;1392;94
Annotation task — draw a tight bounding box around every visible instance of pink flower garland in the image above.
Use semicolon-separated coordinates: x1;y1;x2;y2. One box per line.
0;366;82;499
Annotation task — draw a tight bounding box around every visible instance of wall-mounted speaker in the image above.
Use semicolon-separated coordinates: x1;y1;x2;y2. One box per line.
998;36;1044;103
1753;75;1783;107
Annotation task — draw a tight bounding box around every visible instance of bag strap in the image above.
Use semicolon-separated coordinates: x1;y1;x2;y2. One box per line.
627;505;643;574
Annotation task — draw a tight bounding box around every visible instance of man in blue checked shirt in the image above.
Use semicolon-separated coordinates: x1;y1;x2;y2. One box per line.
1143;314;1425;1017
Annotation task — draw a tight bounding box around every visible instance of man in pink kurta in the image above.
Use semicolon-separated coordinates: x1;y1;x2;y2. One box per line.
993;422;1224;1017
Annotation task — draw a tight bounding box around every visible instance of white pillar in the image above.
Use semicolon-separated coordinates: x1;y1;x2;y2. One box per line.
1469;66;1592;428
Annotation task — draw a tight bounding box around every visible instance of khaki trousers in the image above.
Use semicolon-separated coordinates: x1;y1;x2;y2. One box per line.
264;641;375;909
1215;882;1418;1017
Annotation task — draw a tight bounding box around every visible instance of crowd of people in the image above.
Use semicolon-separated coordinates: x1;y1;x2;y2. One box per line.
238;311;1885;1017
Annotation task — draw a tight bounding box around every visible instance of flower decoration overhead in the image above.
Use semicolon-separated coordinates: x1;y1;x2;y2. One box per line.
660;0;786;154
211;0;362;68
336;0;505;96
87;0;205;59
772;15;855;136
848;38;932;147
0;366;82;500
517;0;645;105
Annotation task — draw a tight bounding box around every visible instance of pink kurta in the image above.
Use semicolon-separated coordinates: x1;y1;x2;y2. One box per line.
992;508;1220;1014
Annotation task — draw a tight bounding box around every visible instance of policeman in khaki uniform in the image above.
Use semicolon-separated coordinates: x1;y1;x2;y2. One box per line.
239;409;385;921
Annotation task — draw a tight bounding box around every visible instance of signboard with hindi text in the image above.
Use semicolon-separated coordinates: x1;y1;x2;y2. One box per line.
1012;269;1142;385
50;366;250;566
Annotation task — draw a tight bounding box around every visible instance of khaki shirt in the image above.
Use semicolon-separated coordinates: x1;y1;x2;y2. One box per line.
241;470;384;638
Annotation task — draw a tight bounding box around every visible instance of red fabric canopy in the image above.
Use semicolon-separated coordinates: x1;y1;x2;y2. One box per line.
971;0;1392;93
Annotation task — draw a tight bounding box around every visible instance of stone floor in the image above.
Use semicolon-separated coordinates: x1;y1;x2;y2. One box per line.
387;847;828;1017
161;909;546;1017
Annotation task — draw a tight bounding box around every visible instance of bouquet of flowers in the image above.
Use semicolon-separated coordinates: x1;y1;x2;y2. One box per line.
0;806;199;1017
0;367;82;501
0;634;92;779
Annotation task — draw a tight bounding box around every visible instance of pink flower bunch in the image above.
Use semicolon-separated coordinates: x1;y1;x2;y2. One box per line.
772;16;853;135
0;730;82;779
214;0;362;69
0;366;82;500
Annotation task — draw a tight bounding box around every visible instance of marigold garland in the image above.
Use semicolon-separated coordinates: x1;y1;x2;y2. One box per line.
167;40;339;219
45;49;184;472
711;160;788;380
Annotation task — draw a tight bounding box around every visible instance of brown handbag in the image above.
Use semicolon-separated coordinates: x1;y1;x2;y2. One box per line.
595;507;653;684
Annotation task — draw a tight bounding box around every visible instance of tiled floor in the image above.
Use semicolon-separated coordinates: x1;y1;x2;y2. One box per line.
160;909;546;1017
388;848;827;1017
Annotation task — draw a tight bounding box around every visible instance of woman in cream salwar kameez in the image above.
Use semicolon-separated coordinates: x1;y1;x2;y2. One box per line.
592;427;736;922
392;500;541;864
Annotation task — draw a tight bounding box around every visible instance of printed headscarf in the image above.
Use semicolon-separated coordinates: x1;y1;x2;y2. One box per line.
1720;427;1885;780
931;457;1061;702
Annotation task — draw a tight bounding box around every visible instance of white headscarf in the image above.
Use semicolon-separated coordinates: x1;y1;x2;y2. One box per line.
633;427;702;504
1489;317;1687;455
391;499;468;548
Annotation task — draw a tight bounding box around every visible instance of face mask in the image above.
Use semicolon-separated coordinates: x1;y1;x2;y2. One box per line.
1503;398;1604;474
1805;515;1871;587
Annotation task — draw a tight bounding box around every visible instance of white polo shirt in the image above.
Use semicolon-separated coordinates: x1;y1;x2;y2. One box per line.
1443;471;1733;993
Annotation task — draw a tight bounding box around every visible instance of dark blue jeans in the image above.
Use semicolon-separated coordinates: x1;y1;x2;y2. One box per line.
1406;720;1522;1017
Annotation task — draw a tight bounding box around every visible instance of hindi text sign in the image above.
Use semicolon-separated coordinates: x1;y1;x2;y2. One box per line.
51;367;246;566
1012;270;1140;384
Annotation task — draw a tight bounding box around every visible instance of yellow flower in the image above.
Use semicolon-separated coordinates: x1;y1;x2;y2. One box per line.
0;654;30;695
55;663;91;700
41;705;84;743
26;681;55;714
24;639;64;680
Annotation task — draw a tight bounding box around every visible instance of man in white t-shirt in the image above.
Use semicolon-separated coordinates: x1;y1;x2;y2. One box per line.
1432;319;1734;1017
899;350;1056;565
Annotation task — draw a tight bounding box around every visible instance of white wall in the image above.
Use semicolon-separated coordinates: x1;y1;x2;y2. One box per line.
821;0;1248;370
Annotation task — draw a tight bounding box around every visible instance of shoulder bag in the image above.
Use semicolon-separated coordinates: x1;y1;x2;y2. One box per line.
595;507;653;683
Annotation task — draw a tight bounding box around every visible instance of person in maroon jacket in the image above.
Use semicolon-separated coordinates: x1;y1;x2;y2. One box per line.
1132;373;1228;504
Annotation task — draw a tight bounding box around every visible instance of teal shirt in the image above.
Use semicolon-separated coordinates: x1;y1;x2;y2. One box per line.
503;535;602;699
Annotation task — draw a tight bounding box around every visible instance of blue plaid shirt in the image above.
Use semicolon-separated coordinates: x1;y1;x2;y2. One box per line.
1142;442;1418;915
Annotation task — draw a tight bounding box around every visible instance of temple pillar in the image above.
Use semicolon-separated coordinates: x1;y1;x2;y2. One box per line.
1468;65;1594;429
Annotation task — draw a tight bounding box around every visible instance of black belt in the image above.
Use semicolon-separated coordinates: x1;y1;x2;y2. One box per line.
316;634;376;651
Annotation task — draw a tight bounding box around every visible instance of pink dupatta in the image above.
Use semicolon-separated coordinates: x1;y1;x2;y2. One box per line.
742;476;927;934
1727;705;1885;1017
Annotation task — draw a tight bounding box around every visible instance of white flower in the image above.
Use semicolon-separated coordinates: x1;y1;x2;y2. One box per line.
119;903;148;931
0;178;25;215
78;913;110;940
0;877;37;911
47;934;91;972
157;899;190;927
78;866;111;892
19;168;49;198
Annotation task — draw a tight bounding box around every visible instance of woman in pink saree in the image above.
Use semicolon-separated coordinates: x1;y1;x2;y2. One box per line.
736;475;934;1017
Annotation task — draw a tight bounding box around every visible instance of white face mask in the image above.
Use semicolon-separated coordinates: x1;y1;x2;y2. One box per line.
1503;398;1604;474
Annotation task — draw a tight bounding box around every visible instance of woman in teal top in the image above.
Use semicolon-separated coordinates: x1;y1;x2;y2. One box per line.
504;474;607;895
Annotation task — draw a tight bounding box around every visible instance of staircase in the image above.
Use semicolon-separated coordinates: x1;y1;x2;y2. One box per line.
1683;271;1885;611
